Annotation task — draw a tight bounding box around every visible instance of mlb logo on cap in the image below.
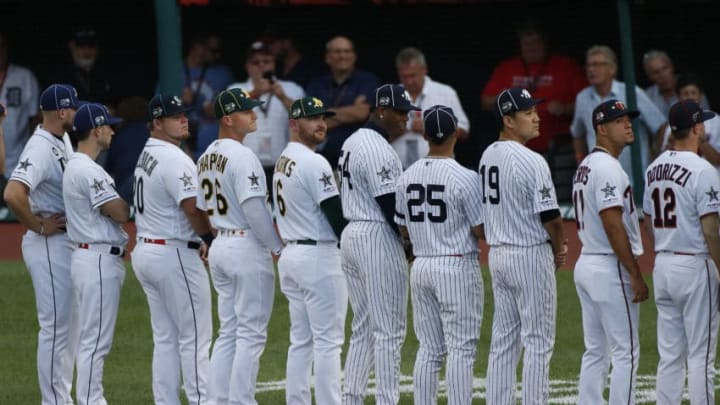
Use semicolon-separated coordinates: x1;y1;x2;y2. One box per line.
591;99;640;130
40;84;81;111
668;99;716;132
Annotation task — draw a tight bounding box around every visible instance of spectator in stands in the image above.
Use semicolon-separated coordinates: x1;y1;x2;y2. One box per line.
261;25;326;90
307;35;380;169
642;50;710;117
481;18;586;155
227;41;304;191
0;32;40;184
571;45;666;185
393;46;470;169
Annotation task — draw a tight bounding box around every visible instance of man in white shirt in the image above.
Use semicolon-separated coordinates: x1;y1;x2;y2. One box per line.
392;47;469;169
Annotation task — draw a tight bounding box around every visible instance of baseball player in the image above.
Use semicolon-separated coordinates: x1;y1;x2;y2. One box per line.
643;100;720;404
4;83;80;405
272;96;348;405
338;83;419;405
63;103;128;405
131;93;215;405
196;88;284;405
479;87;567;405
572;99;649;404
394;105;484;404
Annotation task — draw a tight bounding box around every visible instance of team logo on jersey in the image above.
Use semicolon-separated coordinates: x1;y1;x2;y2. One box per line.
91;178;105;193
601;182;616;198
707;186;719;202
319;172;334;188
376;166;392;181
520;89;532;99
18;158;32;171
248;171;260;187
179;172;194;188
538;184;553;200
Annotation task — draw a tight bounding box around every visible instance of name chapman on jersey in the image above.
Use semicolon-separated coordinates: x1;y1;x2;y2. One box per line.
197;152;229;174
646;162;692;187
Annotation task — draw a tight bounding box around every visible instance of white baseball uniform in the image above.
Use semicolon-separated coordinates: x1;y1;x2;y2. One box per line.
395;157;483;405
338;125;408;405
643;150;720;404
196;138;274;405
10;125;77;405
272;141;348;405
573;148;643;405
131;137;212;405
479;140;558;405
63;152;128;405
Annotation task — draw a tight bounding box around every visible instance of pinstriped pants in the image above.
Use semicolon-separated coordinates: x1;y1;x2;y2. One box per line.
486;243;556;405
341;221;408;405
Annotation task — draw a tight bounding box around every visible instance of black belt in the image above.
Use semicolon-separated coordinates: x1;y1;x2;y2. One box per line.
287;239;317;246
140;238;201;250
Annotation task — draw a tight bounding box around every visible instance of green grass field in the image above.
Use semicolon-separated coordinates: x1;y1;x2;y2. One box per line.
0;260;713;404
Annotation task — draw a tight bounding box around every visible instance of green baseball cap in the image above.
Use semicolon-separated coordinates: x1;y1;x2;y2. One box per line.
213;88;263;118
290;97;336;119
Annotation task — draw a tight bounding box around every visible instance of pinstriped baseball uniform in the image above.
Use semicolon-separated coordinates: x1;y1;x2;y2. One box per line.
10;125;77;405
479;140;558;405
338;124;408;405
573;149;643;405
643;150;720;404
131;137;212;404
63;152;127;405
273;141;348;405
196;138;274;405
395;157;483;405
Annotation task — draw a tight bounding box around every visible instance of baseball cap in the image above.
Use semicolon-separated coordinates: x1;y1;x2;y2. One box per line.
374;84;421;112
40;84;81;111
423;105;457;142
213;88;264;118
147;93;193;120
73;102;123;132
495;87;544;116
668;99;716;132
290;97;336;119
592;99;640;130
246;40;272;59
71;27;97;46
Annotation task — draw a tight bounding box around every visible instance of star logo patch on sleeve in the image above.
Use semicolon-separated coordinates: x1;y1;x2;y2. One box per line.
601;182;616;198
376;166;392;181
179;172;194;187
248;172;260;186
319;172;333;187
18;158;32;171
707;186;719;202
538;184;553;200
90;178;105;193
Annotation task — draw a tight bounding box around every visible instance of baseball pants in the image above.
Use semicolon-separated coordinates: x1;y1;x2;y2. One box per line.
71;247;125;405
131;241;212;405
278;242;348;405
341;221;408;405
654;253;719;405
486;243;556;405
22;231;77;405
207;232;274;405
411;255;483;405
575;253;640;405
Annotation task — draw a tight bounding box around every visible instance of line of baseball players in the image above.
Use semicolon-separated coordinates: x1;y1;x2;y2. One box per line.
5;80;719;405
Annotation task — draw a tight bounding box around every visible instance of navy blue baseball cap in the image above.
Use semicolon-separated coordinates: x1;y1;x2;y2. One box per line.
40;84;81;111
592;99;640;130
73;103;123;132
669;99;716;132
374;84;420;113
148;93;193;120
496;87;544;117
423;105;457;142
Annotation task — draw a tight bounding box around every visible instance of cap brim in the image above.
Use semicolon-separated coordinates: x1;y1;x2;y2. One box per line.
626;110;640;119
394;104;422;113
107;117;123;125
700;110;716;122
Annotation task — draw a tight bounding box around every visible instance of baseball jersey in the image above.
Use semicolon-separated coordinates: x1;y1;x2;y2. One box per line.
573;149;643;255
643;150;720;253
2;64;40;178
133;138;200;241
395;157;483;256
479;140;559;246
196;138;267;230
9;126;71;216
272;142;339;242
63;153;128;245
338;124;403;222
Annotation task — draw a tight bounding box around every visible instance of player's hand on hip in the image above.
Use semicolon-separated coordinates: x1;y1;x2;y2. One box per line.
40;213;67;235
630;274;649;303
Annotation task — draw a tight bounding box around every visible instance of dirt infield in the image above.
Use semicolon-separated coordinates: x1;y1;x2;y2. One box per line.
0;220;657;272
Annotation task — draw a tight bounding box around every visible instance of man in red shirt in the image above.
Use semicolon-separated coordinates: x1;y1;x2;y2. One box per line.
481;19;587;154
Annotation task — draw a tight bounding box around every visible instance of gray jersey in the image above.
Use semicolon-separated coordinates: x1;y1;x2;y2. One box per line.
479;140;559;246
395;158;483;256
63;153;128;245
9;126;71;216
338;126;403;222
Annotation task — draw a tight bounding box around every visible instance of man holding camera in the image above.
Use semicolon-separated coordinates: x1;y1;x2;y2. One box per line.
227;40;304;192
